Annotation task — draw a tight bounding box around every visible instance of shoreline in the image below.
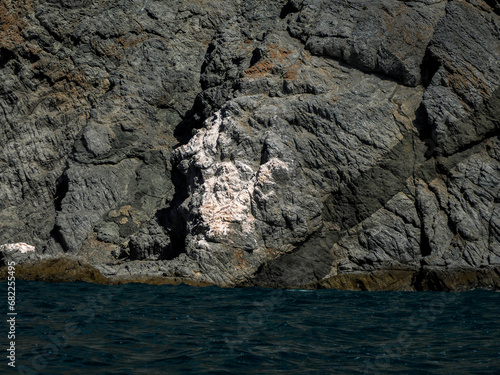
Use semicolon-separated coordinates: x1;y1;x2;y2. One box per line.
2;257;498;292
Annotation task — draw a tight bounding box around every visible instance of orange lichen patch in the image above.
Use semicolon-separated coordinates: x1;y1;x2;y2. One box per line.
404;29;415;46
117;34;148;49
32;55;74;82
442;59;491;107
28;77;91;115
283;67;297;80
416;24;430;42
48;90;80;111
90;38;122;60
382;3;409;36
0;0;33;32
328;96;340;104
395;3;408;18
400;23;429;50
234;249;249;269
119;205;133;216
381;10;395;34
66;70;91;88
284;61;303;80
244;59;274;77
0;0;34;49
449;71;490;100
101;34;149;60
264;246;281;259
28;57;108;113
267;43;294;61
86;233;116;252
393;109;411;128
108;205;133;218
449;73;472;94
244;44;296;78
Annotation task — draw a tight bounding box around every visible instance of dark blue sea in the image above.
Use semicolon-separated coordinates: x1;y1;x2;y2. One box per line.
2;280;499;374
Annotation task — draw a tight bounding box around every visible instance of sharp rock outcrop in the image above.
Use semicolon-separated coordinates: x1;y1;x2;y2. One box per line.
0;0;499;290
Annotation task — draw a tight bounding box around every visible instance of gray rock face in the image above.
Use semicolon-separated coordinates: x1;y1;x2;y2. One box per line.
286;0;447;86
422;1;500;155
0;0;499;290
0;0;235;257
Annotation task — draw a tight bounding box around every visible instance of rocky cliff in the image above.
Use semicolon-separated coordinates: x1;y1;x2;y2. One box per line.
1;0;499;290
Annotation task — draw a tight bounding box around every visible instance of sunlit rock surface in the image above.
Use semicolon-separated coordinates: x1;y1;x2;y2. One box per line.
0;0;498;290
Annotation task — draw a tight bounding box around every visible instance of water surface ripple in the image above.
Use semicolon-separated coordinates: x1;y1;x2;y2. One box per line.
4;281;499;374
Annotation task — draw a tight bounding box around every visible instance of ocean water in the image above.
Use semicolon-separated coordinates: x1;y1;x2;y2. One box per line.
2;280;499;374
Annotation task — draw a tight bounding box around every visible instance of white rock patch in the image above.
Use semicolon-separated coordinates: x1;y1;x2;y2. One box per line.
0;243;36;253
200;162;256;239
177;110;292;246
